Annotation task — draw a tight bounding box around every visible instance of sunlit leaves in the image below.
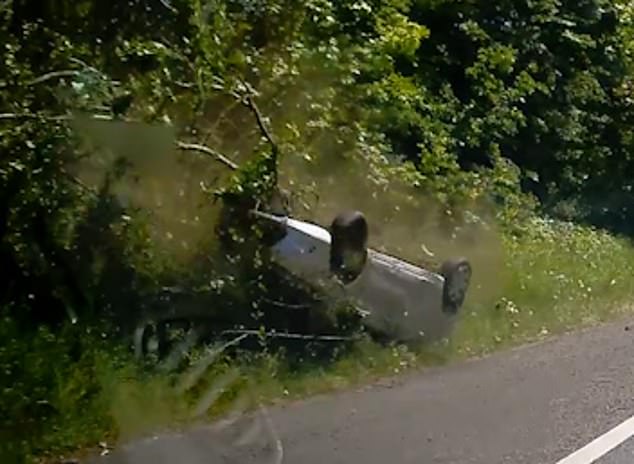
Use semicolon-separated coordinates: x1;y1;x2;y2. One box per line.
376;8;429;59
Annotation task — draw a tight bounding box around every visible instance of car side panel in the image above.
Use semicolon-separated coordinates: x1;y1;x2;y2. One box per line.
267;218;458;343
345;252;455;343
269;223;332;281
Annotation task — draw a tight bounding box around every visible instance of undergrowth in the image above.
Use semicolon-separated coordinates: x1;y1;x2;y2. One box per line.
4;216;634;463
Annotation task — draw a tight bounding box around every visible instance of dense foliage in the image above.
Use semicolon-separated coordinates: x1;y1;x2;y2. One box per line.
4;0;634;460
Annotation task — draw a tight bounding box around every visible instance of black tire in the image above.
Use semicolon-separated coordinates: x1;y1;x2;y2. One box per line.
134;318;194;361
329;210;369;284
440;258;472;315
134;320;166;360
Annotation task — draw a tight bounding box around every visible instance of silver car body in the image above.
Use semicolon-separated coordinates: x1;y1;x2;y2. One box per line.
265;213;458;343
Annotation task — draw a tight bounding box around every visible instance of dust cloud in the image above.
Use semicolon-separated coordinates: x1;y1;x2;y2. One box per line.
277;150;508;309
68;66;506;308
70;115;233;264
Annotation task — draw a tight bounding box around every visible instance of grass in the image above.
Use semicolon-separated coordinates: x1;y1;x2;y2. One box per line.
453;217;634;355
5;216;634;463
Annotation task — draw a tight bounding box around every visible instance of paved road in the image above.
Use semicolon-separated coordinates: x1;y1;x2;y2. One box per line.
595;438;634;464
90;317;634;464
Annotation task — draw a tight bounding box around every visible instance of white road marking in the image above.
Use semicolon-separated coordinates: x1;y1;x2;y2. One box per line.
555;415;634;464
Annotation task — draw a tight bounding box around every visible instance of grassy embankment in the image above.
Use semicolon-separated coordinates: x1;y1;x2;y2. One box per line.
4;213;634;463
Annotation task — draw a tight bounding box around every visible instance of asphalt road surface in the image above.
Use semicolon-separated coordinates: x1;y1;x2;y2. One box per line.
595;438;634;464
89;317;634;464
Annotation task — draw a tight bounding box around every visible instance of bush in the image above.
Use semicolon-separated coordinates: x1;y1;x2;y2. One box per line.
0;313;115;462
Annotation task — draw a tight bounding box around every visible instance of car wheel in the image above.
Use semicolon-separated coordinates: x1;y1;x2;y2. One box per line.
134;320;164;360
329;210;369;284
440;258;472;315
134;318;194;361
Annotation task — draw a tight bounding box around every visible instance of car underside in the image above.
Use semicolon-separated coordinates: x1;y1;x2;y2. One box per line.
256;209;473;345
133;208;472;359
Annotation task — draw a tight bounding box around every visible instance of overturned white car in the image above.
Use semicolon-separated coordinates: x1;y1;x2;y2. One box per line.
254;210;472;345
133;209;472;359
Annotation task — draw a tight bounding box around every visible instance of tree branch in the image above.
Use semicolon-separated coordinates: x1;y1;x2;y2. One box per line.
0;112;115;122
158;0;178;13
220;329;360;342
0;70;78;89
237;79;279;156
0;112;71;121
61;169;99;198
27;70;81;86
176;141;239;170
2;112;240;172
